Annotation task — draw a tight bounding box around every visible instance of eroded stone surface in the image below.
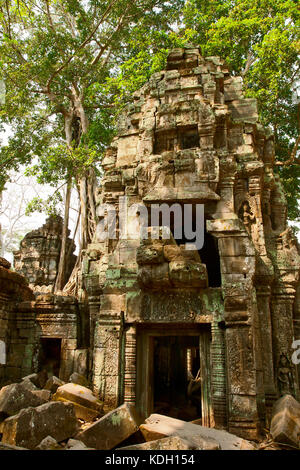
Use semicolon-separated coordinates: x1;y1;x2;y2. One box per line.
0;442;28;450
1;401;78;449
69;372;89;388
117;435;212;450
270;394;300;448
14;215;76;292
35;435;63;450
0;382;47;420
52;382;103;421
140;414;256;450
75;403;140;450
65;438;94;450
44;376;65;394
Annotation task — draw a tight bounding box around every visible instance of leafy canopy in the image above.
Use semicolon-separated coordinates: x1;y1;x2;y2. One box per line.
0;0;183;190
182;0;300;219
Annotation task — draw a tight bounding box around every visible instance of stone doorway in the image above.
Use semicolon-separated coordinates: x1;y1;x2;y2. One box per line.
39;338;61;377
136;327;212;425
153;335;201;421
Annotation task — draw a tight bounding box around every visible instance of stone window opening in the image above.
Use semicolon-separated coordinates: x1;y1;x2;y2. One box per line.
178;125;199;150
154;130;176;154
154;126;199;154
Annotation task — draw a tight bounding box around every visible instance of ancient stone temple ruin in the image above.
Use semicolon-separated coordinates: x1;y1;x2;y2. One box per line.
82;46;300;440
14;215;76;292
1;46;300;443
0;216;86;386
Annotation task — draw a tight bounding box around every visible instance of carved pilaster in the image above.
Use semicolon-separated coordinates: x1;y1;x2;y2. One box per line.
271;287;299;398
255;285;277;414
92;318;122;410
294;285;300;391
219;176;235;212
211;319;227;428
124;325;137;405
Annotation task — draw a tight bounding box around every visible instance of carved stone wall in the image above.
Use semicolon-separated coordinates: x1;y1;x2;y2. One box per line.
18;293;88;381
14;215;76;292
0;258;87;385
81;45;300;440
0;257;36;384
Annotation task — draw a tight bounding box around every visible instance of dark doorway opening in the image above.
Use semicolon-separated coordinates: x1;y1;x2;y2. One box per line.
149;204;222;287
153;335;201;421
39;338;61;377
198;226;221;287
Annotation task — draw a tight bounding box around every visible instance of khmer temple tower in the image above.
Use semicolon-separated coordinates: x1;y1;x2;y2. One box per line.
81;46;300;440
5;46;300;442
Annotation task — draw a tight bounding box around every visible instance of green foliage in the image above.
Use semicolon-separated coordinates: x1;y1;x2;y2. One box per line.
0;0;299;222
0;0;183;189
25;192;63;217
25;144;101;185
182;0;300;220
106;30;195;107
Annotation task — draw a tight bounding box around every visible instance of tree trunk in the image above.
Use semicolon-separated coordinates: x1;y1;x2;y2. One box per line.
79;176;88;250
61;96;98;294
54;180;72;292
55;112;73;293
73;92;97;246
67;205;81;260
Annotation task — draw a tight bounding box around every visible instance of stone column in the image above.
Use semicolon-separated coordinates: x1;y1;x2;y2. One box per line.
124;325;137;405
93;316;123;410
255;285;277;424
209;219;261;440
271;285;299;398
255;285;276;398
225;321;260;440
294;285;300;391
211;319;227;428
219;176;235;212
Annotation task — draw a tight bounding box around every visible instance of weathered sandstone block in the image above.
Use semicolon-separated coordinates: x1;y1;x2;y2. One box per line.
1;401;78;449
35;435;63;450
53;383;103;421
44;376;65;394
0;382;46;420
140;414;256;450
76;403;140;450
270;394;300;448
118;435;219;450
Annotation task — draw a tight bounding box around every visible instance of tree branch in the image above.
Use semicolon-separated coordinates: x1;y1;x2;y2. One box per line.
275;135;300;166
275;103;300;166
90;9;129;66
46;0;119;92
242;50;256;77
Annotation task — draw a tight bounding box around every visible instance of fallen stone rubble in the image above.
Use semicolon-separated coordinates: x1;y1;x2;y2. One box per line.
1;402;78;449
270;394;300;449
53;382;103;421
75;403;141;450
0;376;299;450
138;414;256;450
